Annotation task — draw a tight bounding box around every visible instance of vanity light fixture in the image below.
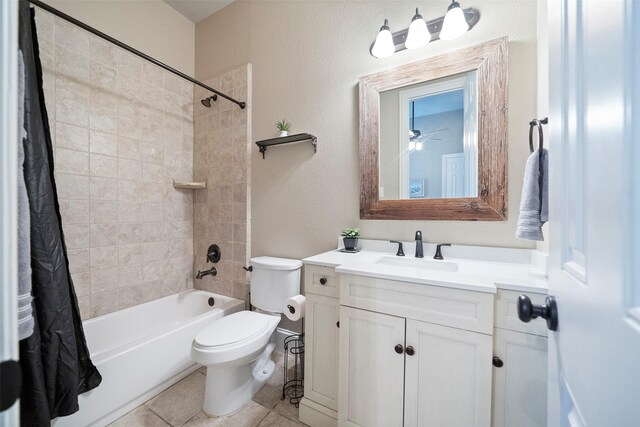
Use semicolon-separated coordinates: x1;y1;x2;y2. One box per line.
371;19;396;58
405;8;430;50
440;1;470;40
369;3;479;58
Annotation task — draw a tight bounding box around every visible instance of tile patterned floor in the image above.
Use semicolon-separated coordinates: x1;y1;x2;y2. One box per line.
109;352;307;427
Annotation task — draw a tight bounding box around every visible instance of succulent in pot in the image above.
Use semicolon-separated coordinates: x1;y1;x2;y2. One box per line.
276;119;291;137
341;227;360;251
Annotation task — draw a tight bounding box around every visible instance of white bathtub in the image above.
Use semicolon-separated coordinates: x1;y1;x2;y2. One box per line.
53;290;244;427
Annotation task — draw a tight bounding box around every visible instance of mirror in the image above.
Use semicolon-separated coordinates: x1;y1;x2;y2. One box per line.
379;72;478;200
359;37;508;220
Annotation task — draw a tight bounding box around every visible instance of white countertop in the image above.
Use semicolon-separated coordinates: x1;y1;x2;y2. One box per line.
303;240;549;295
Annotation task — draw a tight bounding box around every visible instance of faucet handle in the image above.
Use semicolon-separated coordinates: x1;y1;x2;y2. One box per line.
390;240;405;257
434;243;451;260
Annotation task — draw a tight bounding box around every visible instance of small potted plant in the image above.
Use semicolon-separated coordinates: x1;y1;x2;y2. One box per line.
276;119;291;137
341;227;360;251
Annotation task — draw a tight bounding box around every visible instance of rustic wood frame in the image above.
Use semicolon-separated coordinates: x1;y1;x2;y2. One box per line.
359;37;509;221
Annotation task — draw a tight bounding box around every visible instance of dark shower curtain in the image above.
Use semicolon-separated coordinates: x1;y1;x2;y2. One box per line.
18;1;101;425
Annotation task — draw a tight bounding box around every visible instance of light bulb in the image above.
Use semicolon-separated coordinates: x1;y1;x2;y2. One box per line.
371;19;395;58
440;1;469;40
405;8;431;50
415;141;423;150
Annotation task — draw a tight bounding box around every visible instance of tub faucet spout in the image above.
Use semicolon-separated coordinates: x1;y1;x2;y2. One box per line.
196;267;217;279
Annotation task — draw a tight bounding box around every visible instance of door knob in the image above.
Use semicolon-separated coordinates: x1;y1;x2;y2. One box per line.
394;344;404;354
405;346;415;356
517;294;559;331
492;356;504;368
319;277;327;285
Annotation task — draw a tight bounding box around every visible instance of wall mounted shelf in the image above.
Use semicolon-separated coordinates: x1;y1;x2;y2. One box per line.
173;180;206;189
255;133;317;159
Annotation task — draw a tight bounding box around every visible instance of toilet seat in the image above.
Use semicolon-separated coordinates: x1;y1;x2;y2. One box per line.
195;311;274;348
191;311;280;366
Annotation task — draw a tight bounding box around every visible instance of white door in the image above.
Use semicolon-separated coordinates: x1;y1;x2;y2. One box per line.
441;153;465;197
0;0;20;424
304;293;340;411
338;306;405;427
546;0;640;425
404;319;492;427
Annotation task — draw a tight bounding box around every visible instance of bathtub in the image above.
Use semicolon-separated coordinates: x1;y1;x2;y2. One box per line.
53;290;244;427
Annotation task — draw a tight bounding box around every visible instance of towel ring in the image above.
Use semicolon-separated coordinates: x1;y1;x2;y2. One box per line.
529;117;548;153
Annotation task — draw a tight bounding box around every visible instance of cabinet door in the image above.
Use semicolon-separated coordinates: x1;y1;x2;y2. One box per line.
338;306;405;427
304;293;340;411
404;320;493;427
492;328;547;427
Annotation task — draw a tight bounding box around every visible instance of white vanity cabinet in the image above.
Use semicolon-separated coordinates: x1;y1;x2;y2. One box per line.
491;290;548;427
300;265;341;427
338;274;494;427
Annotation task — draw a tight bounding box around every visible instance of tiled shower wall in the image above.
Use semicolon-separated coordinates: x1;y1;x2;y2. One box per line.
35;10;195;319
193;65;251;305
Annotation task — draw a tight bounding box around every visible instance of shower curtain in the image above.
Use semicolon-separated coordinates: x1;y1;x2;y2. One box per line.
18;1;101;425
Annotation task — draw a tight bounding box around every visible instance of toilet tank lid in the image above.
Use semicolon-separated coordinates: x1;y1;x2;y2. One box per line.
251;256;302;271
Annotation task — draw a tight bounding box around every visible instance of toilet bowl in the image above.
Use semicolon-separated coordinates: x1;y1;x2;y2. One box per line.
191;256;302;416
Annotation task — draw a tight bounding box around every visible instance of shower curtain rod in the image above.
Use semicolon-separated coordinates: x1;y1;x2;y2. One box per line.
28;0;246;109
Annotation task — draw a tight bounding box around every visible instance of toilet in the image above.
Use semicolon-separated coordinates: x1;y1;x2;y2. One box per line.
191;256;302;416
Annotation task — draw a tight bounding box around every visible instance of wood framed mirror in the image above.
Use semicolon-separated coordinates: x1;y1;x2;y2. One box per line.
359;37;508;220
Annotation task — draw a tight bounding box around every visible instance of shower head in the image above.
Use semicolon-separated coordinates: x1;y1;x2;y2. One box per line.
201;95;218;108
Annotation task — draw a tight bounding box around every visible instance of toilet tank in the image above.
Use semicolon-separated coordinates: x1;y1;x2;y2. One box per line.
250;256;302;313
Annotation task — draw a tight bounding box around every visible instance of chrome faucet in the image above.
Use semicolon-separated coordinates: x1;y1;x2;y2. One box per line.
196;267;217;279
415;230;423;258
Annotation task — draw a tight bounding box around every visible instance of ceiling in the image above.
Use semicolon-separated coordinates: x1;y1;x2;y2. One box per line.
163;0;234;23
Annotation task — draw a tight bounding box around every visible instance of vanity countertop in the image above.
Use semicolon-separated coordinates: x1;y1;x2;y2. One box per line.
303;241;548;295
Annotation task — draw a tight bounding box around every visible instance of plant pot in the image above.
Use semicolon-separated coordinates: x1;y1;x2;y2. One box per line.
279;131;289;137
343;237;358;251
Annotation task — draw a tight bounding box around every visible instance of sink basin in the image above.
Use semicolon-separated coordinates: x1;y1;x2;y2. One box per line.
376;256;459;272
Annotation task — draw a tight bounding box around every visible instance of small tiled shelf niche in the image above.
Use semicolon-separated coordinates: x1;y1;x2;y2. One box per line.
172;180;206;189
255;133;317;159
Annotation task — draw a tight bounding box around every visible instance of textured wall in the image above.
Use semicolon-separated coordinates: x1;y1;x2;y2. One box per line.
196;0;541;260
44;0;195;76
192;65;251;305
35;10;194;319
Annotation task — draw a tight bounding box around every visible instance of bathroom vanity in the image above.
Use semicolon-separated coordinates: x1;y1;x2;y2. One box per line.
299;240;548;427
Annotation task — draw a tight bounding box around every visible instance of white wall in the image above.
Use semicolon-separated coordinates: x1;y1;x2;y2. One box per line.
197;0;541;259
44;0;195;76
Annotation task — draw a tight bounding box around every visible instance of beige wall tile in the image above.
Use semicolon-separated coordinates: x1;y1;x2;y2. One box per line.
89;130;118;156
90;245;118;270
118;243;143;266
90;266;118;294
90;201;118;224
65;224;90;249
56;173;90;200
59;199;90;224
90;153;118;178
91;290;118;317
90;223;119;247
56;148;89;175
90;177;118;201
56;123;88;151
118;158;142;181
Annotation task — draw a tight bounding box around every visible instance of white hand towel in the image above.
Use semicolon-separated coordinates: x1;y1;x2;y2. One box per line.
516;148;549;241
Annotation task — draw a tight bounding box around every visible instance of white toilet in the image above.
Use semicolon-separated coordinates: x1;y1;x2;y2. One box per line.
191;256;302;416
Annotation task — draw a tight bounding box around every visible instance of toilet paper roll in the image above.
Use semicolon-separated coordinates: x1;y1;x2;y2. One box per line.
284;295;306;321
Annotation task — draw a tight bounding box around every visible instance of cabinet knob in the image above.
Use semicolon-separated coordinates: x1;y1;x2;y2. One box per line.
405;346;415;356
319;277;327;285
492;356;504;368
336;321;340;328
394;344;404;354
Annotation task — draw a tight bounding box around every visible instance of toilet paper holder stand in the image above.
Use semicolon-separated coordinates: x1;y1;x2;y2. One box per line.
281;320;304;407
